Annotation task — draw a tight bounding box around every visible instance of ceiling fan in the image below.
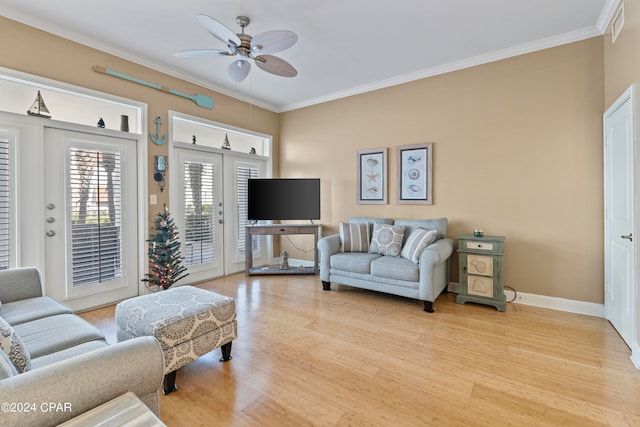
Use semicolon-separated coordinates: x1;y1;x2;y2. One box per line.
176;15;298;84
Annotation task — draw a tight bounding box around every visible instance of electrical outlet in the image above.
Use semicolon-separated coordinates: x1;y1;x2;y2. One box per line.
150;194;157;205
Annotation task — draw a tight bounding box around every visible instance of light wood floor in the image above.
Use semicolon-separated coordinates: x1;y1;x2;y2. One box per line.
80;274;640;426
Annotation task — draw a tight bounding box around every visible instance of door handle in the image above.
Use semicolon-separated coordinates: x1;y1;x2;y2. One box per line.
621;233;633;241
46;230;55;237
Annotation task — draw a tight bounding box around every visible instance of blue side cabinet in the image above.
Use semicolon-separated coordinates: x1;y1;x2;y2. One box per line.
456;235;506;311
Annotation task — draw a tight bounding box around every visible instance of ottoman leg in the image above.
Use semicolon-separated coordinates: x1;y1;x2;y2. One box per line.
163;370;178;395
219;341;233;362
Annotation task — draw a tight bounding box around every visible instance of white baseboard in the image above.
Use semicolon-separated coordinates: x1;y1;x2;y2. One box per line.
632;343;640;370
447;282;604;318
503;289;604;318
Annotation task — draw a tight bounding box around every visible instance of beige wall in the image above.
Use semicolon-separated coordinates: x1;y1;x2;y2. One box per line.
0;17;280;228
0;16;615;304
604;1;640;106
281;37;605;303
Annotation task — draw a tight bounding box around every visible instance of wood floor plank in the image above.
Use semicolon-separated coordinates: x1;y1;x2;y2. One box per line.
79;273;640;426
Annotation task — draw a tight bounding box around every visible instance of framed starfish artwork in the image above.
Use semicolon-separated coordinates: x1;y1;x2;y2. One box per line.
397;143;433;205
357;148;387;204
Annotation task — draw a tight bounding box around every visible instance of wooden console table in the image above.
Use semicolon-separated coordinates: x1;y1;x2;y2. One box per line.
245;224;320;276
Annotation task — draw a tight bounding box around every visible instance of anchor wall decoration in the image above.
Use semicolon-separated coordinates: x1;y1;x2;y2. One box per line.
150;116;167;145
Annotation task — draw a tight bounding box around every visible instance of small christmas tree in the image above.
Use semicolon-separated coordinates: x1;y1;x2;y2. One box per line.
142;207;188;290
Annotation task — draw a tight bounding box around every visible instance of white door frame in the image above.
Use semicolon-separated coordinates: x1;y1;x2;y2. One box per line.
0;110;148;304
168;112;273;281
604;83;640;369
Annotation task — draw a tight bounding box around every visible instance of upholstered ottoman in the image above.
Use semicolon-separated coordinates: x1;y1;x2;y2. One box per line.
115;286;237;394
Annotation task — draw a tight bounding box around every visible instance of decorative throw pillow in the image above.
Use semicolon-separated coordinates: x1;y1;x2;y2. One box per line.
0;316;31;373
340;222;371;253
369;223;405;256
401;228;438;263
0;347;18;379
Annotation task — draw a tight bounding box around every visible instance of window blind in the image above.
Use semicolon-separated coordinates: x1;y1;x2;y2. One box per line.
184;161;215;266
69;148;122;286
0;137;10;270
236;166;260;256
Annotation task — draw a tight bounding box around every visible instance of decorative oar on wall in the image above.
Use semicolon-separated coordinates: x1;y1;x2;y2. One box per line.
93;66;214;110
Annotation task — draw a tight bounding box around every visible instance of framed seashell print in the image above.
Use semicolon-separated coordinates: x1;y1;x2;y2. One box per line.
357;148;387;204
397;143;433;205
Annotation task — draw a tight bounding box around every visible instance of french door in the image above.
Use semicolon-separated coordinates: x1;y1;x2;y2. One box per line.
175;147;224;282
173;143;268;282
223;155;268;274
44;128;139;311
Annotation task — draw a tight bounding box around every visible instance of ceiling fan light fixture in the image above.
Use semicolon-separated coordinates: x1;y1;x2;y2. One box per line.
177;14;298;84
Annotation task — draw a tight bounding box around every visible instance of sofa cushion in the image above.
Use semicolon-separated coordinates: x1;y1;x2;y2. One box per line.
339;222;371;253
369;223;405;256
401;228;438;263
30;340;109;370
0;316;31;373
370;255;420;282
0;347;18;379
395;218;448;241
0;296;73;326
13;314;105;359
330;252;381;274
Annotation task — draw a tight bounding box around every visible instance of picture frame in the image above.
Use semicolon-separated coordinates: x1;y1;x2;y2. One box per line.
397;143;433;205
357;148;387;204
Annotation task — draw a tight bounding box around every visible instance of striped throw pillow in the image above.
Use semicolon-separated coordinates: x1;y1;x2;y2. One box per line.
339;222;371;253
401;228;438;263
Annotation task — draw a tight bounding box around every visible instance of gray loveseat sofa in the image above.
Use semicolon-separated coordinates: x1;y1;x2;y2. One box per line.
318;217;455;312
0;267;165;427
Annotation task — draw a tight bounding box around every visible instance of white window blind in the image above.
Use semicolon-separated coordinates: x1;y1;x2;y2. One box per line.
0;137;10;270
184;161;215;266
69;148;122;286
236;166;260;256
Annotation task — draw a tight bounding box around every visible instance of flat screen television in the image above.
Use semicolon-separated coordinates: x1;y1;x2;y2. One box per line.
247;178;320;222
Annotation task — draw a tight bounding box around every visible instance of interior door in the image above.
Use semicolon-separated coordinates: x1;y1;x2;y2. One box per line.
44;128;139;311
175;147;224;283
223;156;268;274
604;85;637;348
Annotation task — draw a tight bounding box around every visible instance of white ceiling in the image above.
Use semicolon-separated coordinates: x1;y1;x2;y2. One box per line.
1;0;618;112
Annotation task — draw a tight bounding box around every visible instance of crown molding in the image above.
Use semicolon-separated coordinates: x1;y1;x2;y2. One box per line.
0;6;280;112
280;26;603;112
597;0;622;33
2;4;611;114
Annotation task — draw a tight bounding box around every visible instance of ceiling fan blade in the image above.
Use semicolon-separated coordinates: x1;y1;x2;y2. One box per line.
254;55;297;77
228;60;251;83
196;14;241;46
251;30;298;54
175;49;232;58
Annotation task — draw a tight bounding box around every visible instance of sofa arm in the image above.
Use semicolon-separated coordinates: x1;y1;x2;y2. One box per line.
0;267;44;304
422;238;455;264
0;336;164;427
418;238;455;302
317;234;341;282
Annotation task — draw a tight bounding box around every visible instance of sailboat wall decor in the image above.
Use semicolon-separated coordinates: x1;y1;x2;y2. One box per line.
26;90;52;119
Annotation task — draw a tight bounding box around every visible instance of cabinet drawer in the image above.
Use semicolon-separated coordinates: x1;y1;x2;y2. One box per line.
466;241;494;250
248;226;303;235
467;254;493;276
467;276;494;297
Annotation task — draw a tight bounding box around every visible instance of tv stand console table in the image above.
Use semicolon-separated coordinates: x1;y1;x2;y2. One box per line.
245;224;320;276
